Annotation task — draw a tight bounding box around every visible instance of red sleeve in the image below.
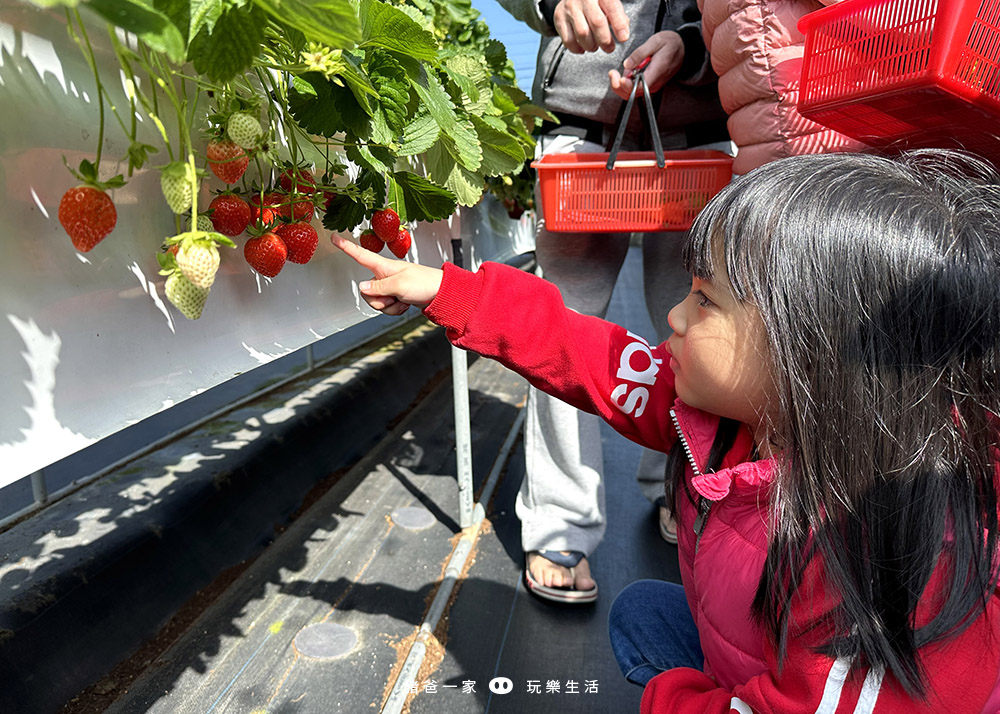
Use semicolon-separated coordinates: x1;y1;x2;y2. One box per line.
423;261;679;453
640;563;1000;714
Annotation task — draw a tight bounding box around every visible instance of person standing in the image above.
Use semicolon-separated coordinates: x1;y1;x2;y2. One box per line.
496;0;730;603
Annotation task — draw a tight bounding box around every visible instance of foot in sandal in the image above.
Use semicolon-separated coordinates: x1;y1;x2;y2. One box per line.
524;550;598;604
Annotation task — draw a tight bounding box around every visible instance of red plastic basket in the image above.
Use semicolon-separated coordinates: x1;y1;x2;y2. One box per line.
532;150;734;233
798;0;1000;161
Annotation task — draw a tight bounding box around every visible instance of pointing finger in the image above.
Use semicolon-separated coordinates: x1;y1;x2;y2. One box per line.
331;233;390;273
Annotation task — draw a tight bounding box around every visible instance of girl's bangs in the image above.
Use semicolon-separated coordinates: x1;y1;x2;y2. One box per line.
684;169;789;301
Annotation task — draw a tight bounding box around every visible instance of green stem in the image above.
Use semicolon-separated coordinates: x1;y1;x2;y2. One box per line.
108;30;173;164
262;68;301;166
69;10;108;168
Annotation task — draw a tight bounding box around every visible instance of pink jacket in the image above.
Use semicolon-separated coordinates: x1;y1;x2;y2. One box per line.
425;261;1000;714
699;0;866;175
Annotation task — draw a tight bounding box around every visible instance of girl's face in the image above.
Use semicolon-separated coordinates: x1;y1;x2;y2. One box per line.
666;273;776;434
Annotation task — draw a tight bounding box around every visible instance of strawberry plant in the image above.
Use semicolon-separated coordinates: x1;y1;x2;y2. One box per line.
41;0;550;318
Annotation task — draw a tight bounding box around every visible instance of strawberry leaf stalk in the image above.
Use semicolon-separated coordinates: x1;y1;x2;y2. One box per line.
58;157;126;252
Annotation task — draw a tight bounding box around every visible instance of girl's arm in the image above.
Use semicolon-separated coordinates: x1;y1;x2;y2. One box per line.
332;236;679;452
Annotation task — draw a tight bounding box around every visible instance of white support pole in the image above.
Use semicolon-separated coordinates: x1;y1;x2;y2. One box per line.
450;238;475;529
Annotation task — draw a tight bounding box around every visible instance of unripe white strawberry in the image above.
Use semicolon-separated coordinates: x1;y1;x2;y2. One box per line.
227;112;262;150
176;239;220;290
161;162;197;214
165;271;210;320
186;214;214;232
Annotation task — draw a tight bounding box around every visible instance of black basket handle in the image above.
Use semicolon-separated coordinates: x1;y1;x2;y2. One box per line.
606;57;665;170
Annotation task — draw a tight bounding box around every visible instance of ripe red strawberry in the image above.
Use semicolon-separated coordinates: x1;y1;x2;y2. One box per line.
206;139;248;184
209;193;252;236
278;167;317;195
58;186;117;252
272;191;314;222
244;231;287;277
249;192;282;227
359;228;384;253
275;222;319;264
388;227;412;258
371;208;400;242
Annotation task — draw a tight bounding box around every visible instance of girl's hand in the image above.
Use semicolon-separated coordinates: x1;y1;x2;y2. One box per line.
331;234;444;316
608;32;685;99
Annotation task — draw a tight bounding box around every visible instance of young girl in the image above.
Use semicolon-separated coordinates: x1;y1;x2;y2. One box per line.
332;150;1000;713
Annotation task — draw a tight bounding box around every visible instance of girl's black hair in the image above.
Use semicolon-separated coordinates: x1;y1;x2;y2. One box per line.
672;150;1000;695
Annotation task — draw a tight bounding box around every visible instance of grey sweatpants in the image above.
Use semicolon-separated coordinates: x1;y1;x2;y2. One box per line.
516;135;694;557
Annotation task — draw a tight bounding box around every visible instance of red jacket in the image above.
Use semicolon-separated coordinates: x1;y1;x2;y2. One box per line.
424;261;1000;714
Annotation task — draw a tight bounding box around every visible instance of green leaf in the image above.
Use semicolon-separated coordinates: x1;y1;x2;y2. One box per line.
188;0;226;40
289;73;371;139
322;170;384;232
411;67;480;171
471;115;524;177
483;39;508;74
445;54;491;114
398;111;439;156
188;4;265;83
395;3;431;29
424;143;483;207
339;52;378;114
153;0;191;43
359;0;436;61
368;50;410;135
389;170;458;222
491;85;518;114
252;0;360;49
442;116;481;172
345;143;395;175
83;0;186;63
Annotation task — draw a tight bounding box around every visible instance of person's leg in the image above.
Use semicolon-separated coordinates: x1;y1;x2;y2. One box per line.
608;579;703;686
519;133;631;597
520;228;629;590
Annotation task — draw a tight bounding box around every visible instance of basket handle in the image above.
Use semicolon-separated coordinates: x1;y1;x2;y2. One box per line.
606;57;665;170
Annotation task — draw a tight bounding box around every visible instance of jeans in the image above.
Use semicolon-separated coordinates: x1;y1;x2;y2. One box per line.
608;579;704;686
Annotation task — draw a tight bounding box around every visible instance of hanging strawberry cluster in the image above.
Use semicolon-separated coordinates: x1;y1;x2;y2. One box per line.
45;0;550;320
